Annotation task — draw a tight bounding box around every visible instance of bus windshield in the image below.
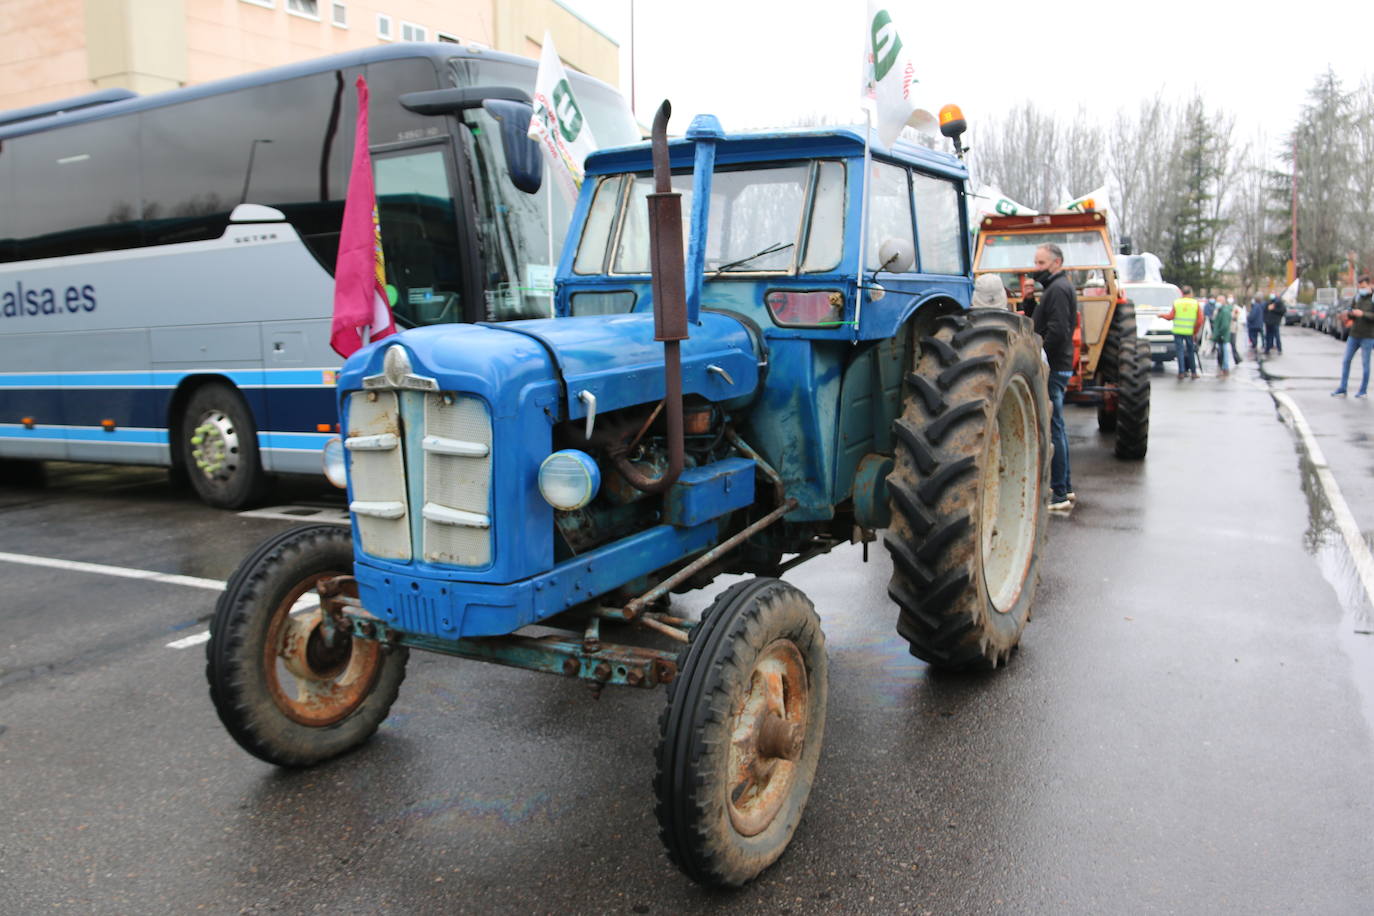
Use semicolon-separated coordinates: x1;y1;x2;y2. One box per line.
450;58;641;320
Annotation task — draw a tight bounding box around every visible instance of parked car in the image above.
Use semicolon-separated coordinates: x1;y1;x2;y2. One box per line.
1121;281;1183;369
1285;302;1309;325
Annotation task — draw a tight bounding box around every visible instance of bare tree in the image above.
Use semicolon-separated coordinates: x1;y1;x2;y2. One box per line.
1227;134;1277;296
1058;106;1105;202
1108;93;1182;258
971;102;1062;212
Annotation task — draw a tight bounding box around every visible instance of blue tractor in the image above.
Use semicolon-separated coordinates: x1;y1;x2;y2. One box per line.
208;103;1050;886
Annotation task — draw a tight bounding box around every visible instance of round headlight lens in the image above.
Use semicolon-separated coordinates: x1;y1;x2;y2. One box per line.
321;437;347;489
538;449;600;511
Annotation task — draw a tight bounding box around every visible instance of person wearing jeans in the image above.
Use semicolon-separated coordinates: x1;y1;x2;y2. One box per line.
1333;275;1374;398
1162;285;1204;378
1021;243;1077;510
1047;368;1074;505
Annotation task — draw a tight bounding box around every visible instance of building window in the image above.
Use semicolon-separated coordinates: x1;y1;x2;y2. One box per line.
331;1;346;27
285;0;320;18
377;13;392;40
436;31;461;43
240;0;274;9
400;21;427;42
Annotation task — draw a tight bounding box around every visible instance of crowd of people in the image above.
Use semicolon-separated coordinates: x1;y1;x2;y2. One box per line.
1161;288;1294;380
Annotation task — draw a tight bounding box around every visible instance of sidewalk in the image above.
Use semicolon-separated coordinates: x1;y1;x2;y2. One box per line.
1257;326;1374;546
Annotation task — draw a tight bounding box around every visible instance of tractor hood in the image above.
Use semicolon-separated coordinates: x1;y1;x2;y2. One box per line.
336;313;760;420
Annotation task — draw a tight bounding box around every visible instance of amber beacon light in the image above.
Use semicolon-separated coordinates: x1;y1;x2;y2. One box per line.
939;104;967;157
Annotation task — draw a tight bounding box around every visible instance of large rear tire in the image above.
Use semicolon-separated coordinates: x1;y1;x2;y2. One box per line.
1114;336;1151;460
654;578;827;887
884;309;1049;671
206;525;407;768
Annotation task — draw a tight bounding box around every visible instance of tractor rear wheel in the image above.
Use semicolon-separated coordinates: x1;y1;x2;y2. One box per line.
884;309;1049;671
1114;335;1151;460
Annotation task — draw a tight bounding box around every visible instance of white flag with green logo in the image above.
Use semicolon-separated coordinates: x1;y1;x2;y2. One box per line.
862;3;935;147
527;31;598;201
1059;185;1110;214
971;185;1039;222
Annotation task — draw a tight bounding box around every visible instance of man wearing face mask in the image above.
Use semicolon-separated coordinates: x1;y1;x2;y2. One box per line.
1022;243;1076;511
1332;274;1374;398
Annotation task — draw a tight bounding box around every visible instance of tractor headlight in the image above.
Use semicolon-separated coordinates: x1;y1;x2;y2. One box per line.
538;449;600;511
321;437;347;489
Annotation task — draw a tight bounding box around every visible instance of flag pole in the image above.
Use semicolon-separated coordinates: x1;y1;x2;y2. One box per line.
854;106;873;339
547;186;555;317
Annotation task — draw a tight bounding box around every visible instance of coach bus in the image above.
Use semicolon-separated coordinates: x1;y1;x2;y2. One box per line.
0;43;638;507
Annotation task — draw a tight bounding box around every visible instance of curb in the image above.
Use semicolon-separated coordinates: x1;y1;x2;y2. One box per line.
1269;390;1374;627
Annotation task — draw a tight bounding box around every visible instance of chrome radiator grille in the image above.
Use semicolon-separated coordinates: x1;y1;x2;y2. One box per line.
346;390;493;566
345;391;410;560
420;394;492;566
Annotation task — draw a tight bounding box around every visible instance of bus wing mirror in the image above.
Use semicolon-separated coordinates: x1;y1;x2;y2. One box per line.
398;86;531;115
482;99;543;195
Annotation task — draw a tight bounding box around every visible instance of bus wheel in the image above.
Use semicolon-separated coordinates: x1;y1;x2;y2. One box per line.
181;383;268;509
206;525;407;768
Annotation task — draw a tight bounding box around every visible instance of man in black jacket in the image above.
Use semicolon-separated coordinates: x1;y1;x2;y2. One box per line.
1026;243;1076;511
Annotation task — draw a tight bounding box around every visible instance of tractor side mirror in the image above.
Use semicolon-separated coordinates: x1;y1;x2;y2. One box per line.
876;238;914;274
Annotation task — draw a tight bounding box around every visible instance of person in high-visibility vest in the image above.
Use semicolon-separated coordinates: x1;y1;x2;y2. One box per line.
1162;285;1205;379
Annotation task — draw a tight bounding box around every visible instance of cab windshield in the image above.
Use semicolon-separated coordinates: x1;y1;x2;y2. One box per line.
978;231;1112;271
573;161;846;277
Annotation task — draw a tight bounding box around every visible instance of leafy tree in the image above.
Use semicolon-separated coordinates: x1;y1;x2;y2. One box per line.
1163;95;1230;291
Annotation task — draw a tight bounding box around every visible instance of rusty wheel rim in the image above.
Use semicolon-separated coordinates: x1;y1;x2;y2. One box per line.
981;375;1039;614
726;638;809;838
263;574;383;727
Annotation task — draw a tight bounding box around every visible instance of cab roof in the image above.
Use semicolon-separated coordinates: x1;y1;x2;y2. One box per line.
585;121;968;182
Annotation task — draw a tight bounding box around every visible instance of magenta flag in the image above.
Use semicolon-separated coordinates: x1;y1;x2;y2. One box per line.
330;75;395;358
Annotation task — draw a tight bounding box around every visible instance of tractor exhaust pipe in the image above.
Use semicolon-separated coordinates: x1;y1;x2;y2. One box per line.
615;100;686;494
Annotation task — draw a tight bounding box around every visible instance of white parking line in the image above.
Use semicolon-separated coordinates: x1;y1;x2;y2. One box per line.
1273;391;1374;613
0;550;224;591
167;631;212;649
166;594;320;650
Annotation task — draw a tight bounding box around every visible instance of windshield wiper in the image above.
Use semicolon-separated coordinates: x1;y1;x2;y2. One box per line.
710;242;794;276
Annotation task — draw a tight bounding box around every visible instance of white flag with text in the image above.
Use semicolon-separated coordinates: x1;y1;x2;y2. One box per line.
861;3;935;147
527;31;598;201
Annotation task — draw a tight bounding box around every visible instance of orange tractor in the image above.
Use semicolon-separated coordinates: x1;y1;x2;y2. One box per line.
972;210;1150;459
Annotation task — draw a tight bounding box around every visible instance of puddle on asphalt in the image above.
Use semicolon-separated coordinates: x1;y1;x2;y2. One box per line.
1290;436;1374;734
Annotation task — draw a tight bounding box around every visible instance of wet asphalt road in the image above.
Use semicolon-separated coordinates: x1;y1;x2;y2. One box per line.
2;330;1374;914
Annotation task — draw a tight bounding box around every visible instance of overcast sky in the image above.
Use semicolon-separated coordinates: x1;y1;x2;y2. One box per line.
567;0;1368;153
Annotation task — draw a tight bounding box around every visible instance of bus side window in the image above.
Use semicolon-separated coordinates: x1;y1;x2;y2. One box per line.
141;70;353;265
0;143;14;263
13;119;143;258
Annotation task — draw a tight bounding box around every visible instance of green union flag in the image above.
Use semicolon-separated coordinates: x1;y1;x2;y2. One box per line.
527;30;598;200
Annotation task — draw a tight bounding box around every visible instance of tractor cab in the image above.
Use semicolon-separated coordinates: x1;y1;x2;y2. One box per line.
972;210;1150;459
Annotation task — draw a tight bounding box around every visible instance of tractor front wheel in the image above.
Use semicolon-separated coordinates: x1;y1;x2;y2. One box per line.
654;578;827;887
884;309;1049;670
206;525;408;768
